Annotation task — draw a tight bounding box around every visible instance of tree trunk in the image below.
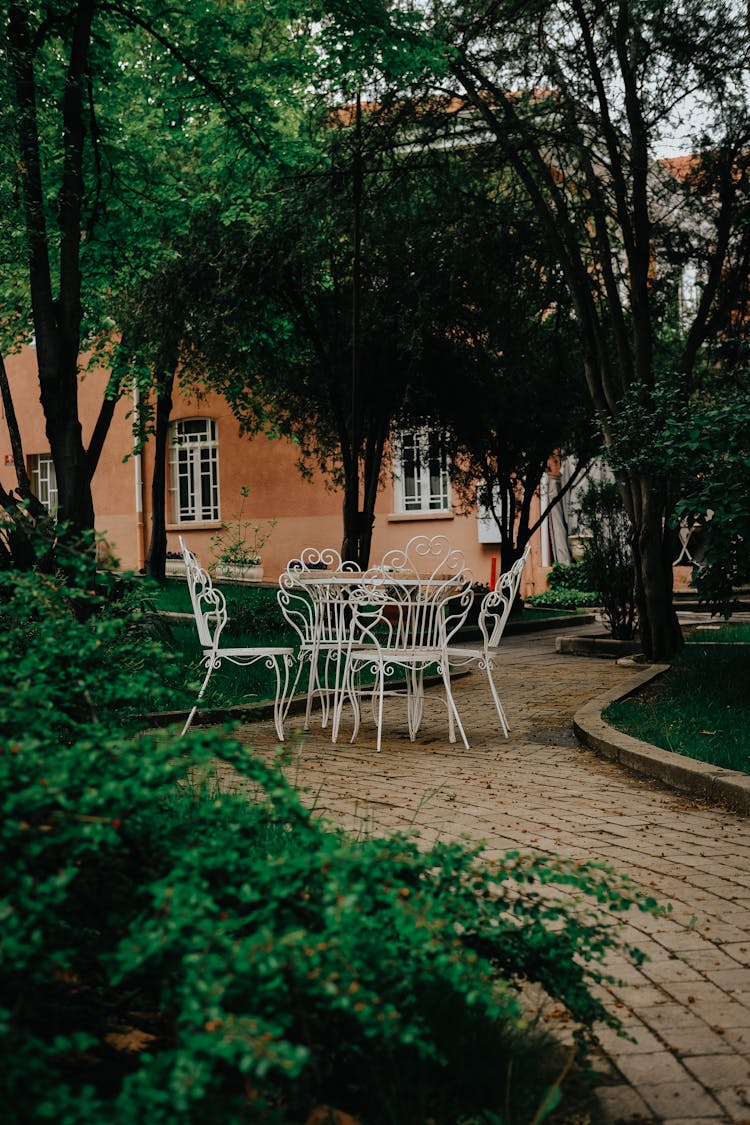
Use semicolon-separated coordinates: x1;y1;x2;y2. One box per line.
341;427;386;570
629;475;683;661
43;379;96;532
9;0;97;542
146;371;176;582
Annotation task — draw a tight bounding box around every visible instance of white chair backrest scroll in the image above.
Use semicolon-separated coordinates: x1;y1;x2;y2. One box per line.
179;536;228;651
479;544;531;650
368;534;473;649
277;547;362;650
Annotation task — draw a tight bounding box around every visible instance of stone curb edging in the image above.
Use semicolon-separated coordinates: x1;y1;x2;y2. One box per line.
573;664;750;814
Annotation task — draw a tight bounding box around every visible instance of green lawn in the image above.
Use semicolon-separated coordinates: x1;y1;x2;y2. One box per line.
152;576;585;623
686;622;750;644
606;641;750;774
134;580;292;715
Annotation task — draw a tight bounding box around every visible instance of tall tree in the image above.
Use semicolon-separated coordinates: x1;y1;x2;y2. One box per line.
339;0;750;658
416;177;593;569
179;107;584;569
444;0;750;660
0;0;316;553
179;111;514;567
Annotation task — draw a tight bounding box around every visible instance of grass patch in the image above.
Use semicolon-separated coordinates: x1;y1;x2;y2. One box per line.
165;622;296;713
606;644;750;774
153;576;278;618
686;622;750;644
514;604;592;621
144;580;297;714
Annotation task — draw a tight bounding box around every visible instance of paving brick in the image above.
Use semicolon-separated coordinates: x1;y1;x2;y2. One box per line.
641;958;705;984
681;948;748;973
637;1080;725;1118
706;969;750;992
720;1026;750;1053
595;1083;658;1123
684;1053;750;1087
711;1083;750;1121
614;1051;694;1086
596;1021;665;1056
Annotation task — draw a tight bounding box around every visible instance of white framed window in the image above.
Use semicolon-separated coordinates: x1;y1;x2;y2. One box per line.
29;453;58;515
393;427;451;514
169;418;220;523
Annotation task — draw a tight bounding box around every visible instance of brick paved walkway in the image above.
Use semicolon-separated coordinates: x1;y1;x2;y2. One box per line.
236;629;750;1124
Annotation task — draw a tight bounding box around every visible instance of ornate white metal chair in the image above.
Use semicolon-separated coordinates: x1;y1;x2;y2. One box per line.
446;544;531;737
277;547;365;731
179;537;294;739
340;534;474;751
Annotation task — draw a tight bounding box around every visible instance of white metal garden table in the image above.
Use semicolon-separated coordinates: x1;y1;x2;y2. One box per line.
279;536;475;751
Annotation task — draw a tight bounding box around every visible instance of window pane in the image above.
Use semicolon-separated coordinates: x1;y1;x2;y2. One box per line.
169;419;219;523
394;427;450;514
400;431;422;511
30;454;58;516
427;432;449;510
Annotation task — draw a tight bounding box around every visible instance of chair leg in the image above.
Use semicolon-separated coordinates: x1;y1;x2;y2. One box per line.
283;656;306;724
323;649;346;731
406;666;424;741
347;662;363;745
330;649;350;744
271;655;293;743
304;651;319;730
440;661;470;749
344;654;369;745
375;668;385;753
485;665;510;738
181;657;216;736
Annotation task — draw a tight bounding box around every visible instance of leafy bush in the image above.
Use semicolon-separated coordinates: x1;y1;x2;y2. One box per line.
547;561;596;593
0;566;177;744
527;487;638;630
526;587;599;610
0;557;661;1123
577;480;638;639
666;393;750;615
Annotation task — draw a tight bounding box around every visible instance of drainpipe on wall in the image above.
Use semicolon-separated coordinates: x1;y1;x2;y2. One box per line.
133;385;146;572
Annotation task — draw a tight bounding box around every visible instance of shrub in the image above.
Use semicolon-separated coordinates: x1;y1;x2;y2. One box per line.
527;491;639;629
0;558;661;1123
526;587;600;610
0;566;177;743
2;723;660;1124
577;480;638;639
547;561;596;593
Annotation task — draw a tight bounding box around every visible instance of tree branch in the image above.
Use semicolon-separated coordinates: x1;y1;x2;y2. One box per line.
0;352;33;498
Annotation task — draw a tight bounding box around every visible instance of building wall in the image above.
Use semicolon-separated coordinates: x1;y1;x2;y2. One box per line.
0;348;559;596
0;348;140;566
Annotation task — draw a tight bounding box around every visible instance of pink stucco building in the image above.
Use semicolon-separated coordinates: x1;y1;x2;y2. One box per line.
0;345;695;594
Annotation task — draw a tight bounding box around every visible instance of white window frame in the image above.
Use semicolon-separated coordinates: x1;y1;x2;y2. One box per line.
169;418;220;524
393;427;451;515
30;453;58;516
